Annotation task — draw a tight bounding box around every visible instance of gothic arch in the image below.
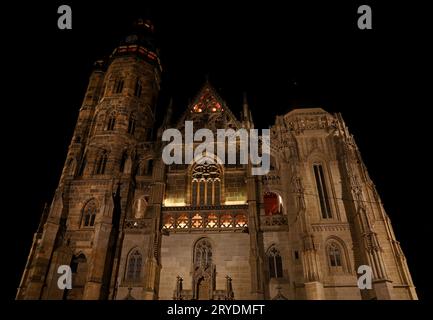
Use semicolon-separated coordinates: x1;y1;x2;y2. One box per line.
105;110;117;131
94;149;109;175
263;190;285;215
192;237;214;266
81;198;99;227
307;155;340;220
133;196;148;219
128;112;137;135
120;149;133;174
266;244;284;279
137;157;154;176
324;236;351;274
307;151;330;165
188;161;224;206
191;238;215;300
124;247;143;282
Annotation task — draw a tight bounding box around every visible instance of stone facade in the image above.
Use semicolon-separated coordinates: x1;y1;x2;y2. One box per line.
16;20;417;300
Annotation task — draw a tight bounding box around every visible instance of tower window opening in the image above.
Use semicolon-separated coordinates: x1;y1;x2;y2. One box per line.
120;151;128;173
134;79;142;97
114;79;124;93
77;156;87;176
128;116;136;135
82;200;97;227
95;151;108;175
313;164;332;219
107;115;116;131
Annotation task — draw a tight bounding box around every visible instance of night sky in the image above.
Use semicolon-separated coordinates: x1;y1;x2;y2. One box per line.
4;0;429;300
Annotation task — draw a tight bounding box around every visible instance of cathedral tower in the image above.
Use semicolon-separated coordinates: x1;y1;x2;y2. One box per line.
16;19;161;300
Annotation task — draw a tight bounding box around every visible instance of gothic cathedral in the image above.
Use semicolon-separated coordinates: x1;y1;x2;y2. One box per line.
16;20;417;300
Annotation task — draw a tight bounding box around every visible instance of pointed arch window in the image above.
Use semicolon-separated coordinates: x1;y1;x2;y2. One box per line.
77;155;87;176
128;114;136;135
194;238;212;269
126;250;142;281
264;192;283;215
313;164;332;219
114;79;124;93
191;163;222;206
191;180;198;206
134;78;142;97
95;151;108;175
119;150;128;173
328;242;342;267
107;114;116;131
267;246;283;278
82;200;97;227
134;197;148;219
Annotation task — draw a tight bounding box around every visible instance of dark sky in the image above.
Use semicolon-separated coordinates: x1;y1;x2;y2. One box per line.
4;0;429;300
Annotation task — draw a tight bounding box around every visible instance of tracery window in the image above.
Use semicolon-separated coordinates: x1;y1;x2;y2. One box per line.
191;164;221;206
268;246;283;278
194;239;212;269
126;250;142;281
95;151;108;175
328;243;342;267
82;200;97;227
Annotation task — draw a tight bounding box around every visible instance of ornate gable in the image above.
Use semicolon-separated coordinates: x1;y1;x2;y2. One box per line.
176;82;241;132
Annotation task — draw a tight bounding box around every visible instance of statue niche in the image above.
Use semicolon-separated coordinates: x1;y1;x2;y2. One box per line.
192;238;215;300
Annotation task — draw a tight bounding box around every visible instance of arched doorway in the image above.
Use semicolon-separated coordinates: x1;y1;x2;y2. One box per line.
196;276;210;300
